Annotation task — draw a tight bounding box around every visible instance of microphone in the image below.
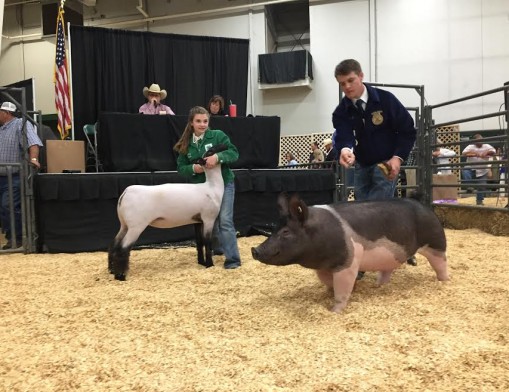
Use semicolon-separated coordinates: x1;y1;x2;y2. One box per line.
152;99;158;108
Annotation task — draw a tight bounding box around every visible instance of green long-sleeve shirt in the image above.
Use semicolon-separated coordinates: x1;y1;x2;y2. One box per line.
176;129;239;184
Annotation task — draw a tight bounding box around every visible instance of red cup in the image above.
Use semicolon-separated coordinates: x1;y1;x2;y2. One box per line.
229;104;237;117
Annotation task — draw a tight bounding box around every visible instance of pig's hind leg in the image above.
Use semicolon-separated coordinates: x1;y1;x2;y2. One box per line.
376;270;394;286
418;247;449;281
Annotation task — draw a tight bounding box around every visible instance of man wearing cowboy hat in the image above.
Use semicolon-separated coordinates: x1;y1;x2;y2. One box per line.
139;83;175;115
323;138;338;163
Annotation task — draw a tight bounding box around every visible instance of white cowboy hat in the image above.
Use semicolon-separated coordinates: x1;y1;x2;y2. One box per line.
323;138;333;147
143;83;167;100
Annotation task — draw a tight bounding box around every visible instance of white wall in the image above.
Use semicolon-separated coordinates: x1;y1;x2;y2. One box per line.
1;0;508;135
375;0;509;131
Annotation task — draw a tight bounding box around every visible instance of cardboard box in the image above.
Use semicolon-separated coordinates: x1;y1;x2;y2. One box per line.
46;140;86;173
432;173;458;201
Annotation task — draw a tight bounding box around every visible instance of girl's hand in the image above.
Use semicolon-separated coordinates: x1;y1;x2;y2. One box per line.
204;154;218;169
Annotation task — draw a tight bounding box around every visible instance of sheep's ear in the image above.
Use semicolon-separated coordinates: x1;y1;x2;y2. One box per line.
205;144;227;157
214;144;228;153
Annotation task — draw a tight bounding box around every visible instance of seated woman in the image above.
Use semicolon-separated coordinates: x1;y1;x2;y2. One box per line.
207;95;226;116
139;83;175;115
285;152;298;166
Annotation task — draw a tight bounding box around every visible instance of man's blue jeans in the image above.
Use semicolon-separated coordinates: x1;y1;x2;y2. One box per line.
461;169;488;204
213;181;241;265
0;175;22;241
354;163;398;201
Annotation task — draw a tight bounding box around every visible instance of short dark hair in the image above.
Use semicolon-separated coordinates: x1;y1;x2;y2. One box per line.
334;59;363;77
207;95;225;111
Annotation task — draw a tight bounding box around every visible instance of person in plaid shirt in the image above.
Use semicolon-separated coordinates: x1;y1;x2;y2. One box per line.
0;102;42;249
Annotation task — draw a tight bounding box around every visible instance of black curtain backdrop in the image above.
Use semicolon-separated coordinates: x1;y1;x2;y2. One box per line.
70;25;249;141
97;113;281;171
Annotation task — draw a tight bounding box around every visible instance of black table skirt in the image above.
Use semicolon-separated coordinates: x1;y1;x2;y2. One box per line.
35;169;336;253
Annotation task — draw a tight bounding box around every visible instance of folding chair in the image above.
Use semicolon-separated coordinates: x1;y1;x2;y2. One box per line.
83;123;100;172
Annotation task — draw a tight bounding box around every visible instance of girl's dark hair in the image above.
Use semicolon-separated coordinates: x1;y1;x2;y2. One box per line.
173;106;210;154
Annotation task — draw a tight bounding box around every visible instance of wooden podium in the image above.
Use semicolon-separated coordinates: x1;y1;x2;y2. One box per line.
46;140;86;173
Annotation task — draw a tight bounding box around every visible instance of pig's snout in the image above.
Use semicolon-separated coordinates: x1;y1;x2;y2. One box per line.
251;247;260;260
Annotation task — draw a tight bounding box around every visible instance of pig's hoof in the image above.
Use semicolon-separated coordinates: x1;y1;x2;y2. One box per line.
331;303;346;313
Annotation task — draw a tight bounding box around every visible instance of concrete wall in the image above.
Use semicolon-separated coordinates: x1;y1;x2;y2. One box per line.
1;0;508;135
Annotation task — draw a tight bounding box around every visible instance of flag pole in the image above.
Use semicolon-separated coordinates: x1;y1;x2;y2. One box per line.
67;12;74;140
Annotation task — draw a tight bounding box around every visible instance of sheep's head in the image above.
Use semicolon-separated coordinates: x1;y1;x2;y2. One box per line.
193;144;228;165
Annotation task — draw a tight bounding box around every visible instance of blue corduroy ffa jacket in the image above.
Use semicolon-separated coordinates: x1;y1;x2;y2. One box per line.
332;84;416;167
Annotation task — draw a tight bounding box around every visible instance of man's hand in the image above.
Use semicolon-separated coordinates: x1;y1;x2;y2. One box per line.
30;158;41;170
384;156;402;180
339;149;355;168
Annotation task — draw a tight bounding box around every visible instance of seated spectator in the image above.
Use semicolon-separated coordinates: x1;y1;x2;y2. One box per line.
461;134;496;205
432;141;456;174
139;83;175;115
285;152;298;166
207;95;226;116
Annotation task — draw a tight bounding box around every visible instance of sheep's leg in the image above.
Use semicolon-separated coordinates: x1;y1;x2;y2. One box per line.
195;223;214;268
195;223;206;266
108;226;126;273
108;226;140;281
203;231;214;268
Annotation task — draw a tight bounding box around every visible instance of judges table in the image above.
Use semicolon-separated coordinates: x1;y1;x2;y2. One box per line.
98;113;281;172
35;169;336;253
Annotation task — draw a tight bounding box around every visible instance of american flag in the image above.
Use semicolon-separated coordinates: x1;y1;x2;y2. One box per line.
54;7;72;139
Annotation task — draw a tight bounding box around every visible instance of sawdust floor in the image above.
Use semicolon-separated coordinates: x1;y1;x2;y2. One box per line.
1;229;508;392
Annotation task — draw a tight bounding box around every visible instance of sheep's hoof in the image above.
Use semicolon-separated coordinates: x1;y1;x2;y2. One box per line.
198;260;214;268
114;274;126;281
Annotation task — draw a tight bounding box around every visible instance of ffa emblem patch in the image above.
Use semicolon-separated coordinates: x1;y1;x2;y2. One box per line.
371;111;384;125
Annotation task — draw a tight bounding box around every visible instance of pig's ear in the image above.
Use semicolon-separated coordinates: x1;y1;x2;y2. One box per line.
288;194;308;224
277;192;290;216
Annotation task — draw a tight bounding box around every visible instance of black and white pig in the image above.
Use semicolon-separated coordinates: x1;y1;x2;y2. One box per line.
251;193;449;313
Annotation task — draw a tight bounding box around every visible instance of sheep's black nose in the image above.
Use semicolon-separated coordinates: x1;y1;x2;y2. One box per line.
251;247;259;260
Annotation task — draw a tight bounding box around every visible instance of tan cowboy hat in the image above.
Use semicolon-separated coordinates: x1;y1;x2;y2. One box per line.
323;138;333;147
143;83;167;100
